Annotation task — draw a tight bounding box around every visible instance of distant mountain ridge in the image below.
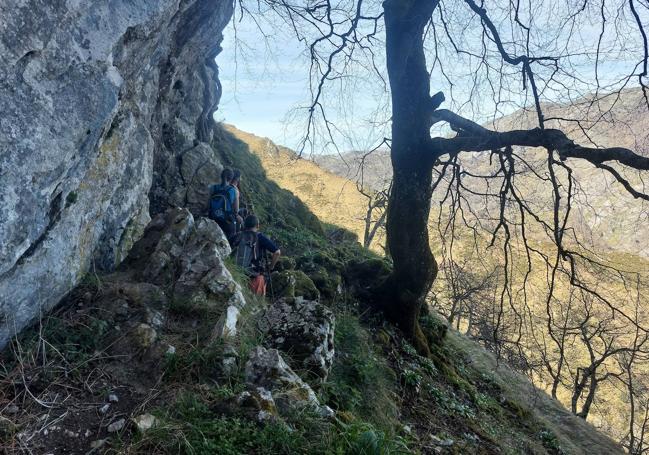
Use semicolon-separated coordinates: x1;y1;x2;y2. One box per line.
310;88;649;258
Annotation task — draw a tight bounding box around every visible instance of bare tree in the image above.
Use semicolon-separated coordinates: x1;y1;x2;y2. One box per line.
242;0;649;355
357;181;390;250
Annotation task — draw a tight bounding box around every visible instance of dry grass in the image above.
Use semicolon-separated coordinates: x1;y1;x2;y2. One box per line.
224;125;386;252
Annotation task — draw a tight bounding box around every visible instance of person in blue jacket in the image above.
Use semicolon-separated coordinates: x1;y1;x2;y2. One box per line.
209;168;243;242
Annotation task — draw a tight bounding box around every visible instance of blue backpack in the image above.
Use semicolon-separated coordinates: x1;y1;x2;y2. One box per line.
209;184;234;221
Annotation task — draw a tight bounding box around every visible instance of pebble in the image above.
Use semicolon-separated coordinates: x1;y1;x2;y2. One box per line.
108;393;119;403
430;434;454;446
107;418;125;433
99;403;110;414
132;413;158;432
166;345;176;355
90;439;107;449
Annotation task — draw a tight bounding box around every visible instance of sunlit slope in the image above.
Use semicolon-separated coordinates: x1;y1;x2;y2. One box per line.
314;88;649;258
224;124;385;251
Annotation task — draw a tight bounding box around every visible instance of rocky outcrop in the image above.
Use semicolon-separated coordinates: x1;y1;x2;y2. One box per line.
244;346;334;418
259;298;335;381
270;270;321;302
0;0;234;346
124;208;245;311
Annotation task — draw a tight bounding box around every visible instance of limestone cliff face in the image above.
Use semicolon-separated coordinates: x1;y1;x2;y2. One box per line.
0;0;234;346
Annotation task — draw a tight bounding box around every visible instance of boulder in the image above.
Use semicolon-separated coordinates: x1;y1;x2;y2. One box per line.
296;252;345;300
305;266;342;300
343;258;392;299
270;270;320;302
236;387;279;423
124;208;244;309
244;346;333;418
273;256;296;272
259;298;335;381
172;143;224;215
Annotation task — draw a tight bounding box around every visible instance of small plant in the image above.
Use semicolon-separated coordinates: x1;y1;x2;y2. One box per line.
539;429;565;454
65;191;78;207
448;400;476;420
425;383;447;405
419;357;438;376
402;342;418;357
401;368;423;391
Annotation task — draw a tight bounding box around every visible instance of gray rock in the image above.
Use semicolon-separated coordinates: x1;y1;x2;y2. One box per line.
236;387;279;423
174;143;224;215
0;0;235;348
90;439;107;450
125;209;242;310
132;414;158;432
107;418;125;433
213;305;241;340
244;346;334;418
259;298;335;380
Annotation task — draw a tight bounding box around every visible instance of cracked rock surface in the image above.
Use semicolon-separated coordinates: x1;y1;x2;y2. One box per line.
259;297;335;381
0;0;234;347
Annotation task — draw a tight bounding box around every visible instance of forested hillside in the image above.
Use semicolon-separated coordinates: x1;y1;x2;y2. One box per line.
229;101;649;447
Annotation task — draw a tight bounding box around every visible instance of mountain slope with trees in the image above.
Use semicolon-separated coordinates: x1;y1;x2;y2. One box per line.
0;124;623;454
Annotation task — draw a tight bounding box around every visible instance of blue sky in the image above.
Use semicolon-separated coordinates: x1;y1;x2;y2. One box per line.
214;2;647;154
215;19;312;149
214;13;392;154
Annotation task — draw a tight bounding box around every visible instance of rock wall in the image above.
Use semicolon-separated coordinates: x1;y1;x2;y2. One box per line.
0;0;234;347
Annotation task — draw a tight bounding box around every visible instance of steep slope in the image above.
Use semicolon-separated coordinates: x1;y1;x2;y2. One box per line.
227;116;649;446
0;0;234;347
222;124;385;251
0;125;622;454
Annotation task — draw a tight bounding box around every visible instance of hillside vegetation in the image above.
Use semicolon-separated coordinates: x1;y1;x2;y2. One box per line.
0;125;621;454
226;102;649;449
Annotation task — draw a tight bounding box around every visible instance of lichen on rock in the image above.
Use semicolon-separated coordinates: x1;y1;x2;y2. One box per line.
244;346;334;418
0;0;235;348
259;298;335;381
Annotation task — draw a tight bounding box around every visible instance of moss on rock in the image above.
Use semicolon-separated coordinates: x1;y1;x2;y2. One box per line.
274;256;296;272
343;258;392;300
270;270;320;301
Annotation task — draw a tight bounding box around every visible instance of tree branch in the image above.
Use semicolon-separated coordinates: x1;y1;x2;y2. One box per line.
431;110;649;171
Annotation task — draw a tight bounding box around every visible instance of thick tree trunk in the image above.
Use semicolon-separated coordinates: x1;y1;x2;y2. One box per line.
380;0;441;355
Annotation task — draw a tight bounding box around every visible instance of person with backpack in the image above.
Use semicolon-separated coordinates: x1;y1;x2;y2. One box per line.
231;214;281;296
230;169;248;231
209;168;243;242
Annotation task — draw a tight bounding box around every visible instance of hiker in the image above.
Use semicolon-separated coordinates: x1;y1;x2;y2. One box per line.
230;169;248;231
232;214;281;296
231;169;241;190
209;168;243;242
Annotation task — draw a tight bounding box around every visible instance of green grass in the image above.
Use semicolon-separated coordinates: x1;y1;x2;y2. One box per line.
321;311;399;432
130;390;410;455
